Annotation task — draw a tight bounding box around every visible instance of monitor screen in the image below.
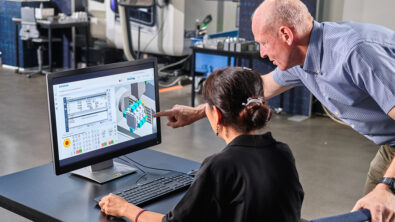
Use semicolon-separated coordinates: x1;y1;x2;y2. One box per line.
47;58;161;175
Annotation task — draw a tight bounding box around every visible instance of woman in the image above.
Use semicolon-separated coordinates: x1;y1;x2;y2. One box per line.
99;67;304;222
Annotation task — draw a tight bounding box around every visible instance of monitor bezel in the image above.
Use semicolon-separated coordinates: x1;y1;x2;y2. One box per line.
46;58;161;175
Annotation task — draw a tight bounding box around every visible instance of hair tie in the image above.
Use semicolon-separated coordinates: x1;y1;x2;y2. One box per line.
242;97;263;106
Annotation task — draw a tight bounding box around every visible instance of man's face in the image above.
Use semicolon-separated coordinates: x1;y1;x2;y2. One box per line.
252;19;293;71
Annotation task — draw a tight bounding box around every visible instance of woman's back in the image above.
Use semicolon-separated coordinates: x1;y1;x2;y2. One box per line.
163;133;304;222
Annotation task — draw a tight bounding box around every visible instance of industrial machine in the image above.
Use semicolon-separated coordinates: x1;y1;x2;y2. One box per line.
88;0;200;58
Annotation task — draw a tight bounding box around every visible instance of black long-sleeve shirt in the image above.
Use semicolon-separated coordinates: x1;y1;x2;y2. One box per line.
163;132;304;222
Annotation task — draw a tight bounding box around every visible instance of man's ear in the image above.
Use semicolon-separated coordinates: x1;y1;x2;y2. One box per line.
278;26;294;46
213;106;222;125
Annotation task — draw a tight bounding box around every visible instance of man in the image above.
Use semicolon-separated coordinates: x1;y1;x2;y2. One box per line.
154;0;395;220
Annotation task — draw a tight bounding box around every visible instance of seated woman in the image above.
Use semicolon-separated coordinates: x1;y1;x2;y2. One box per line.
99;67;304;222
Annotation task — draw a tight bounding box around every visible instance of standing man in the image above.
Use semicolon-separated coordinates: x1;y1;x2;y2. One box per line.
155;0;395;220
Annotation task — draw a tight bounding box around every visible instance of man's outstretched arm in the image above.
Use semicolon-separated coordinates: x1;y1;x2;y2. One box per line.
154;71;293;128
261;71;293;99
153;104;206;128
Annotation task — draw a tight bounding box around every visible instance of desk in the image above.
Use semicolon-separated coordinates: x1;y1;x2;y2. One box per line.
0;149;200;222
12;18;90;72
190;47;260;107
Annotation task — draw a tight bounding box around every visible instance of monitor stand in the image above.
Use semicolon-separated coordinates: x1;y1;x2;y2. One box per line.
72;159;137;184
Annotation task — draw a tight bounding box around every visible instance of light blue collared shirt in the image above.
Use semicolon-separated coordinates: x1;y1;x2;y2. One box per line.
273;21;395;146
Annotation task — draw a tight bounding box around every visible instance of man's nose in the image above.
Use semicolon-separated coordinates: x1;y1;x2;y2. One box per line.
260;48;267;59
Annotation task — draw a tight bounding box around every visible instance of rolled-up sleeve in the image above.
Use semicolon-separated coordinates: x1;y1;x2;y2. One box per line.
273;67;304;87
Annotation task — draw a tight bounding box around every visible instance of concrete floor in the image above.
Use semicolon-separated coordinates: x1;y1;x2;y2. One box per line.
0;67;378;221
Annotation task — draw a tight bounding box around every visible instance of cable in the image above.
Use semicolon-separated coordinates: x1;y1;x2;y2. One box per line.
158;55;192;72
158;75;189;88
157;55;192;88
123;155;179;173
321;103;349;126
141;5;167;53
135;173;148;184
117;157;146;173
117;157;147;184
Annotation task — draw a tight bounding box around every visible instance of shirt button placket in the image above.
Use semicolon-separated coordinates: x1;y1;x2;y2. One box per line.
316;70;321;76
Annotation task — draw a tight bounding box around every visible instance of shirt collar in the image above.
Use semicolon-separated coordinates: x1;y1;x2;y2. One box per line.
303;21;323;74
226;132;276;149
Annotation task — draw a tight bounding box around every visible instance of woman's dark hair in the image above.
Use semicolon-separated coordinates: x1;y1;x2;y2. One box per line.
202;67;271;133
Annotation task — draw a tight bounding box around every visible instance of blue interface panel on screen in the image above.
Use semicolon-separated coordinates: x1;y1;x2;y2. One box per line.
47;59;160;183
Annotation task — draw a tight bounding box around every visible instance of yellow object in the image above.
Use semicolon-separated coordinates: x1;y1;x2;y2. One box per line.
63;138;71;147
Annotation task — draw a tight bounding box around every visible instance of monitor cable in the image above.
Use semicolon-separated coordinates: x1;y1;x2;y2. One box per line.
117;157;148;184
123;155;179;173
118;155;183;184
118;156;146;173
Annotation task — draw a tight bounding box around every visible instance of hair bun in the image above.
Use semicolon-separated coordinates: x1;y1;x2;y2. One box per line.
238;97;270;132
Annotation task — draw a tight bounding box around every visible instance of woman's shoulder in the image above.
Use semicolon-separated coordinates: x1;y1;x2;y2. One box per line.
225;132;295;162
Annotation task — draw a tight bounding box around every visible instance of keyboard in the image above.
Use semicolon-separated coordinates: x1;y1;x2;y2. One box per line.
95;171;194;206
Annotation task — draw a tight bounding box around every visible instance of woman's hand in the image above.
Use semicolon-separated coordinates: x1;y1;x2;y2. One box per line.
99;193;130;217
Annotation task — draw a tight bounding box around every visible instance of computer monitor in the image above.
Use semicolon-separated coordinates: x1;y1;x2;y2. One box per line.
46;58;161;183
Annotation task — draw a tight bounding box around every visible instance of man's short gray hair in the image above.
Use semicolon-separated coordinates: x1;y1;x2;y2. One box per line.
253;0;313;35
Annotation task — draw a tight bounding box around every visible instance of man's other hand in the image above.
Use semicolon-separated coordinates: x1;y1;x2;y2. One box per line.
352;184;395;222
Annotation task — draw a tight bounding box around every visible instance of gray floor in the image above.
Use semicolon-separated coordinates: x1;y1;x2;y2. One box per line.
0;67;378;221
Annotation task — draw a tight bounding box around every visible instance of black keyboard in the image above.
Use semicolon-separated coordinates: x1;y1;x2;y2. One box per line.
95;172;194;206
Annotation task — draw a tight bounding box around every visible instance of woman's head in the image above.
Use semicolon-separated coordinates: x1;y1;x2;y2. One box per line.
202;67;271;135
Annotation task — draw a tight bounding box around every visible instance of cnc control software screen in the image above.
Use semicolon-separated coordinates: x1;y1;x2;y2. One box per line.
53;68;157;162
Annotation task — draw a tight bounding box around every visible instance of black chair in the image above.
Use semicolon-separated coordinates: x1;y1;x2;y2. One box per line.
19;7;61;78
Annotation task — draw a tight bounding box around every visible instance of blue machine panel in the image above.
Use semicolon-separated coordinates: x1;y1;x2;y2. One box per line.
195;53;235;77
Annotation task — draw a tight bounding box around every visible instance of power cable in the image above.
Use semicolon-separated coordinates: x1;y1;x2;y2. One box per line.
118;157;146;173
158;55;191;72
141;5;167;53
158;75;189;88
123;155;179;173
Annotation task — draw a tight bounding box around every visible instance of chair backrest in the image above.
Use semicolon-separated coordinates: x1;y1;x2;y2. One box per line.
19;7;40;40
310;209;371;222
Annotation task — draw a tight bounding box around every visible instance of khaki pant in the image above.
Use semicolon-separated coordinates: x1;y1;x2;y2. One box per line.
364;144;395;195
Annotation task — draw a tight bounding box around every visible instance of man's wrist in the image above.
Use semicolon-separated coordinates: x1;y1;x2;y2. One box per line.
376;183;391;191
196;104;207;119
377;177;395;194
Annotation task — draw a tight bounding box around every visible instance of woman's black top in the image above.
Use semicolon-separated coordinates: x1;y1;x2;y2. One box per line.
162;132;304;222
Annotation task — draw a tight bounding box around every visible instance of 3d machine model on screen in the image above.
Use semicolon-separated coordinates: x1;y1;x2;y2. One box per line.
116;80;155;138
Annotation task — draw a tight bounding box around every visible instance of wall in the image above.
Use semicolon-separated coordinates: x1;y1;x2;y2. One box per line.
222;1;238;32
319;0;395;30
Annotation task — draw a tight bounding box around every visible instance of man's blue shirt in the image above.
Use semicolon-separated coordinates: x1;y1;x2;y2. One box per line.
273;21;395;146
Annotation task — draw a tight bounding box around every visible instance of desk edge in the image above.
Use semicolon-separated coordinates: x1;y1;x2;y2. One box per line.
0;194;60;222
